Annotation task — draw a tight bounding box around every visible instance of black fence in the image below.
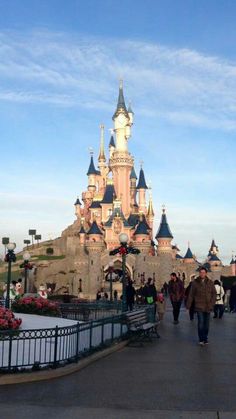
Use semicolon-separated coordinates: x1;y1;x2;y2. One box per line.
0;313;127;373
59;301;122;321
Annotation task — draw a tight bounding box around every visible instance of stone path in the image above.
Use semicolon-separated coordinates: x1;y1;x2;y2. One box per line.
1;306;236;418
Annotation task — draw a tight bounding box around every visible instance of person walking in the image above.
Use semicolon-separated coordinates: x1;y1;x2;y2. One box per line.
143;278;157;317
186;267;216;346
168;272;185;324
126;280;136;311
213;280;225;319
156;292;166;321
185;279;195;321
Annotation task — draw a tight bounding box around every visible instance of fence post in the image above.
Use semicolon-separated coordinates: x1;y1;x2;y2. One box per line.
111;315;114;341
75;323;80;361
53;326;59;368
89;321;93;351
101;318;104;345
8;333;13;372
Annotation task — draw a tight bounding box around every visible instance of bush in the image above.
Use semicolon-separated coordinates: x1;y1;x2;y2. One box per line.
12;296;60;317
0;307;22;330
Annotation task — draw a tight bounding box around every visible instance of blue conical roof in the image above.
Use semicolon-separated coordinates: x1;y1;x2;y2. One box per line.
130;167;137;180
209;254;221;262
134;220;149;236
101;184;116;204
74;198;82;206
136;168;148;189
155;210;173;239
87;156;97;176
112;82;129;119
79;225;86;234
184;247;194;259
230;257;235;265
87;221;103;235
90;201;102;209
109;135;116;148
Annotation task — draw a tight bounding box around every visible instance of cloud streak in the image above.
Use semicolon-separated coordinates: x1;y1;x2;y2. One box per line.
0;31;235;130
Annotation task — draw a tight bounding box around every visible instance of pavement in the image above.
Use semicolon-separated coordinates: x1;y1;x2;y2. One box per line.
0;306;236;419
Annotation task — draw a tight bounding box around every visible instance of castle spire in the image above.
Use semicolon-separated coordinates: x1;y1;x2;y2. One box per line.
112;79;128;120
155;207;173;239
98;124;106;163
147;188;154;217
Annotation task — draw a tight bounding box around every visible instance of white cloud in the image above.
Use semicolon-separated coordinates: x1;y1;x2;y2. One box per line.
0;31;235;130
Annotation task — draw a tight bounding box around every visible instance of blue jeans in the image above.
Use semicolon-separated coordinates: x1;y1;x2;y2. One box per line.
196;311;210;343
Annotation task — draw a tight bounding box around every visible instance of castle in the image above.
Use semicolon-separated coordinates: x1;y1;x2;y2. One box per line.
34;82;233;297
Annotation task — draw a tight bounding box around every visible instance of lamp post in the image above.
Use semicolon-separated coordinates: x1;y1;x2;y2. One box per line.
2;237;9;256
110;233;140;312
23;251;31;294
108;260;114;302
28;229;36;247
5;242;16;309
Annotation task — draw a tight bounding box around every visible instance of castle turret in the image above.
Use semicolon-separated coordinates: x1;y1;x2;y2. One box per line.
87;152;98;192
155;207;173;253
146;187;155;232
136;166;148;213
86;220;104;298
208;253;222;282
79;220;86;245
184;245;195;263
133;216;151;254
98;124;106;168
74;197;82;219
109;133;116;158
110;82;133;216
155;207;173;285
130;166;138;211
208;239;219;257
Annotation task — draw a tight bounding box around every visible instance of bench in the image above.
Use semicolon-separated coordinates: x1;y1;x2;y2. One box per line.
125;308;160;345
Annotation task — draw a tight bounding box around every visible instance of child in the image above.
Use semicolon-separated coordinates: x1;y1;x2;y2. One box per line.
156;292;166;321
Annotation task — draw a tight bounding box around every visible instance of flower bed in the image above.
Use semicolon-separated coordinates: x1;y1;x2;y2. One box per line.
0;307;22;331
12;296;60;317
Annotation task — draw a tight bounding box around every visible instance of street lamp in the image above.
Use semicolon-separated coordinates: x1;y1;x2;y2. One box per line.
23;251;31;293
28;229;36;247
5;242;16;308
108;260;114;302
110;233;140;312
2;237;9;256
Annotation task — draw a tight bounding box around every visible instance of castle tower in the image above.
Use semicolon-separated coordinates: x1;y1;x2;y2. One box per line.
85;221;104;297
136;166;148;214
130;166;138;211
146;187;155;232
183;244;195;264
133;216;151;253
109;133;116;158
155;207;173;285
87;151;98;192
74;197;82;219
208;239;219;258
208;254;222;282
109;81;133;217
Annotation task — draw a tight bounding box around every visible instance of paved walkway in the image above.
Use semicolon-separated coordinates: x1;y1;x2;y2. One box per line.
1;307;236;419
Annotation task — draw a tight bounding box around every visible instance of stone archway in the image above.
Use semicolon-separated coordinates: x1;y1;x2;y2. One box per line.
104;259;133;282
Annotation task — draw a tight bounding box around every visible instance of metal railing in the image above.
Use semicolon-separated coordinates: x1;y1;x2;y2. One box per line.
0;313;127;373
59;301;123;321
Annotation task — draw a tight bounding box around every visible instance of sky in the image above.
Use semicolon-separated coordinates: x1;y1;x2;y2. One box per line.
0;0;235;263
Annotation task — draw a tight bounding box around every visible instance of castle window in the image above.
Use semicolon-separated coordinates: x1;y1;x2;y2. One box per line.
91;260;93;265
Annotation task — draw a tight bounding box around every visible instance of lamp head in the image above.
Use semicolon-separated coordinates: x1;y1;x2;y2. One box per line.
119;233;128;245
7;242;16;251
23;251;31;261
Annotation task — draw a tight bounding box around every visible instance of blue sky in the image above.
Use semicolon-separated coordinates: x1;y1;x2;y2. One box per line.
0;0;235;263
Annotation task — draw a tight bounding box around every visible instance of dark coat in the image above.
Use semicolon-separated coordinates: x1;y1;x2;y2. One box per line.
168;279;185;302
186;277;216;313
143;284;157;303
126;284;136;304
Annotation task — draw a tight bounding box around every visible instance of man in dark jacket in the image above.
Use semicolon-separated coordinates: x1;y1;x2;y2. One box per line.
168;273;185;324
126;280;136;311
186;267;216;346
